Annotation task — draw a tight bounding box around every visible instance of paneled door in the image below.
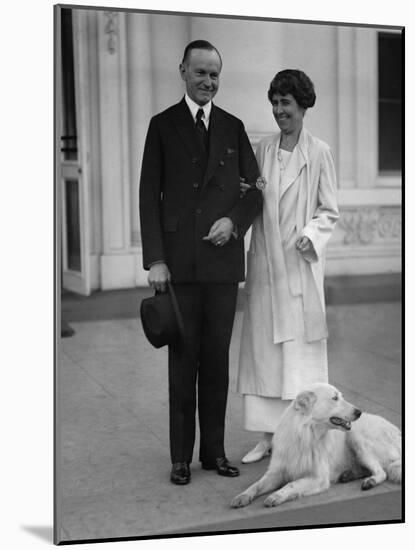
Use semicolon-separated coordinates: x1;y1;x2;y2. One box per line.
58;7;91;295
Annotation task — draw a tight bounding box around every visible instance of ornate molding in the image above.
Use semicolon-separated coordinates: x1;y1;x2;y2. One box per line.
104;11;118;54
338;207;401;245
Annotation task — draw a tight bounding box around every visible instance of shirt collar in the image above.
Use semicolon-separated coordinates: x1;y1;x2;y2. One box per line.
185;94;212;127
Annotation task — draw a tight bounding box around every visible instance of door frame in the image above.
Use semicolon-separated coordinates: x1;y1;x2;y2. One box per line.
58;8;91;296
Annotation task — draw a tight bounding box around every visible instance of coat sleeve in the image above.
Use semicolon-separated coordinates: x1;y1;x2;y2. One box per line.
300;145;339;263
227;121;263;238
139;116;165;270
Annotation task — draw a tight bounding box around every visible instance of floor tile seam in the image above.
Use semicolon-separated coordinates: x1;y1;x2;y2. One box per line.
328;335;401;365
59;480;228;506
61;406;168;451
382;481;401;490
332;380;402;415
60;480;180;501
61;351;123;404
333;383;395;412
60;344;167;376
339;346;400;366
196;478;239;502
129;423;167;448
58;487;402;539
330;367;399;393
60;346;145;359
59;350;81;366
155;485;399;535
59;350;169;446
358;346;402;364
60;349;142;408
63;409;167;452
59;482;400;509
227;483;401;514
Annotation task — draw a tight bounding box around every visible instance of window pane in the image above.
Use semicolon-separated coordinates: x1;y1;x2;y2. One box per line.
379;34;402;100
378;32;403;172
61;9;78;161
65;179;81;272
378;101;402;172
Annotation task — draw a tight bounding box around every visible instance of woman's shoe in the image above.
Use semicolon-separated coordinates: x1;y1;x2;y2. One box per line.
241;439;272;464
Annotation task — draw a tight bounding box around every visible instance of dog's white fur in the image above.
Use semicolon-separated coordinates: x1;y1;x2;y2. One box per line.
231;383;401;508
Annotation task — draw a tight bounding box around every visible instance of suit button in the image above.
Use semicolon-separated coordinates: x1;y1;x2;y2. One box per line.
193;182;199;189
196;208;202;214
192;157;198;164
219;160;225;166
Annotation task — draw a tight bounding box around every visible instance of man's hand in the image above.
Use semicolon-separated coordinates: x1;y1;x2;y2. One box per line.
203;217;234;247
295;236;313;255
239;177;251;198
148;262;171;293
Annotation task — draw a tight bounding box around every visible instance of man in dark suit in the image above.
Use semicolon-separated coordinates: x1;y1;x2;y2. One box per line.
139;40;262;485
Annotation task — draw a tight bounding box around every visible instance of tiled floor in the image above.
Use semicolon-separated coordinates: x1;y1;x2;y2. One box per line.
56;301;402;543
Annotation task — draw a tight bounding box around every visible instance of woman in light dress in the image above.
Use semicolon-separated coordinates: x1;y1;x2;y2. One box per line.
237;69;339;463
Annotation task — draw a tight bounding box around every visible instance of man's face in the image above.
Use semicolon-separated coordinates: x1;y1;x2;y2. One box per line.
180;48;221;106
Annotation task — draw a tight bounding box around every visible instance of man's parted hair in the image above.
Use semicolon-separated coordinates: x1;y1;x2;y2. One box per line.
181;40;222;66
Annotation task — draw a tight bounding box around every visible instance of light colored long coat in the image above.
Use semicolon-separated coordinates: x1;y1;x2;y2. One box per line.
237;127;339;397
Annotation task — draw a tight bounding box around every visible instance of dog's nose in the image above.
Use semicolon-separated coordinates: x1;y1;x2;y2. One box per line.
354;408;362;419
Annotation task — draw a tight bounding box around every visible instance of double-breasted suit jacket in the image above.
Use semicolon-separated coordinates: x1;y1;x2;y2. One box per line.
139;98;263;282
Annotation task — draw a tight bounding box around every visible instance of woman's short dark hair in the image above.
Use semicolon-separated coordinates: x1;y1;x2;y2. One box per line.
268;69;316;109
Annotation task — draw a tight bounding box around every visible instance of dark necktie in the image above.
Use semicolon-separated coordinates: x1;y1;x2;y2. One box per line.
195;108;209;152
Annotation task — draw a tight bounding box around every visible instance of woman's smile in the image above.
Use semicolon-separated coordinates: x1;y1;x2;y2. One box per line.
271;92;305;135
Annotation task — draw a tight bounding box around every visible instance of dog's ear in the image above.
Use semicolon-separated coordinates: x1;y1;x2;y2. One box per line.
294;391;317;413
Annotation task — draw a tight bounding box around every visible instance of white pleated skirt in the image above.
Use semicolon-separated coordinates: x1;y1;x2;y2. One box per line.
243;395;291;433
241;294;328;432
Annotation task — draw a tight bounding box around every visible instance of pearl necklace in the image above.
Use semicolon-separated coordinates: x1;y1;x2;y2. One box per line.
277;148;291;171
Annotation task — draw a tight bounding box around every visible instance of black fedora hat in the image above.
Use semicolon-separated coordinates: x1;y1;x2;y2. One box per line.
140;281;185;349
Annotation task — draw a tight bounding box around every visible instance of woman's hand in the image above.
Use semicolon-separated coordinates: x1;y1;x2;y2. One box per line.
295;236;313;254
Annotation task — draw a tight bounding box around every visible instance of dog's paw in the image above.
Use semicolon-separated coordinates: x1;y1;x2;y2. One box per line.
230;493;252;508
361;477;377;491
338;469;355;483
264;494;283;507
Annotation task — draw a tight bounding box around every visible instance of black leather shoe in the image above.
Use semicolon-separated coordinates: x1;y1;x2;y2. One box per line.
170;462;191;485
201;456;240;477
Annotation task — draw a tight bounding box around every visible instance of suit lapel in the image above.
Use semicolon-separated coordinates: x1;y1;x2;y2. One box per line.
170;98;206;165
202;105;228;188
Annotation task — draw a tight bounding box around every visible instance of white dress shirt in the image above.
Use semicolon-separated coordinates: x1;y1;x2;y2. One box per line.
185;94;212;129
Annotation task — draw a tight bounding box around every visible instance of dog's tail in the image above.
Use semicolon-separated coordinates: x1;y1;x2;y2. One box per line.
386;459;401;483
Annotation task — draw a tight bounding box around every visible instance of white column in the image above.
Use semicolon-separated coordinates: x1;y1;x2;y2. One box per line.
355;27;378;188
97;10;135;289
128;13;189;286
148;14;189;113
127;13;153;255
85;10;101;291
336;26;356;189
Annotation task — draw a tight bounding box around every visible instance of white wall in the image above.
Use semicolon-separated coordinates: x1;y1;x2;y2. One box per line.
71;9;401;291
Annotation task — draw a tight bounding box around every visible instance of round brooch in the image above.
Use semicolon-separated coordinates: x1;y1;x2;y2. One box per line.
255;176;267;190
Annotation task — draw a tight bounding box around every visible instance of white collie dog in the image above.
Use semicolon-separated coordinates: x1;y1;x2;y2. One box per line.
231;383;401;508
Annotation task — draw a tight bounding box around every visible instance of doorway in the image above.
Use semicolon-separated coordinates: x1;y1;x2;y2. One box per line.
58;7;91;296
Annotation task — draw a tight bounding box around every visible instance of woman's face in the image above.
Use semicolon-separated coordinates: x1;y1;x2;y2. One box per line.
271;93;305;135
